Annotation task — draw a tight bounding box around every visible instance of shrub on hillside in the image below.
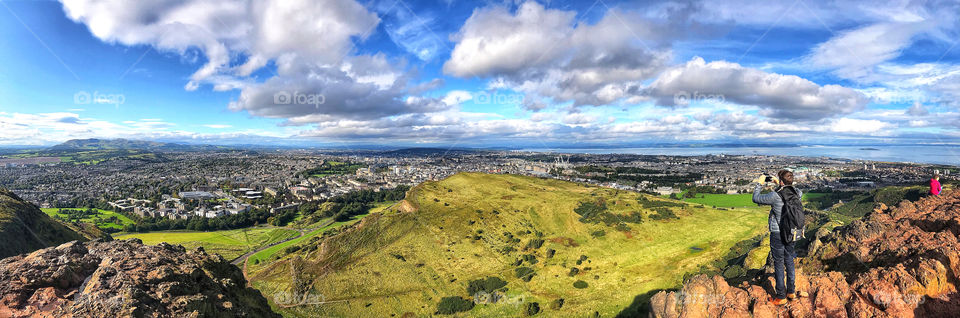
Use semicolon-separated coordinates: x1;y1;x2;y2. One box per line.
436;296;474;315
521;254;538;265
526;238;545;250
546;248;555;258
515;267;535;282
649;208;678;220
590;230;606;238
466;277;507;296
523;302;541;316
567;267;579;277
573;280;589;289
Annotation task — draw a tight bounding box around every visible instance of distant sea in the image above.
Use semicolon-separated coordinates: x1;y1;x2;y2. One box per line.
524;145;960;166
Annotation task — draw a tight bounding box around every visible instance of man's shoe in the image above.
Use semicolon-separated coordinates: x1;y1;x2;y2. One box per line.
787;291;809;300
770;297;787;306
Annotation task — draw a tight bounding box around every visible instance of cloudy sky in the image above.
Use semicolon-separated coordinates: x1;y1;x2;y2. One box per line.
1;0;959;147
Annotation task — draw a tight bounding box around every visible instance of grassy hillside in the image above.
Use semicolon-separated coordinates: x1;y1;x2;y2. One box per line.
248;173;768;317
829;186;925;223
0;189;86;258
115;227;299;260
247;214;369;267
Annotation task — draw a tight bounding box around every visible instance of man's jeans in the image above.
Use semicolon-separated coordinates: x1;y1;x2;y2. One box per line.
770;232;796;299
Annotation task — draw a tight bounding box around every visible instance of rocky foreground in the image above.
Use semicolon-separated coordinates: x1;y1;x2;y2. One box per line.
0;239;280;318
650;190;960;318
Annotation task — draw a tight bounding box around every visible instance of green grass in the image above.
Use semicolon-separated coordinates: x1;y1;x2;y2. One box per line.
683;193;754;207
114;227;299;260
249;173;768;317
41;208;136;230
247;213;370;268
680;192;841;209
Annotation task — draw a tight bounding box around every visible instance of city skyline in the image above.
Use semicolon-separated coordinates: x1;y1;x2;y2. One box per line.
2;0;960;147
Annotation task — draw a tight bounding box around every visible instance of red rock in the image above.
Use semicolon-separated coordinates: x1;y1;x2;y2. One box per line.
650;190;960;318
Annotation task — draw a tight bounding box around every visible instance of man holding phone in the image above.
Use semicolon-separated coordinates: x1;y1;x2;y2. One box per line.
752;170;806;305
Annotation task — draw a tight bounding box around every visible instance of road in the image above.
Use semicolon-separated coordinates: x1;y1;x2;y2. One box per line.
230;218;334;266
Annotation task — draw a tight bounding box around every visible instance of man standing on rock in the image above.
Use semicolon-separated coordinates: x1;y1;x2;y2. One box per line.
752;170;806;305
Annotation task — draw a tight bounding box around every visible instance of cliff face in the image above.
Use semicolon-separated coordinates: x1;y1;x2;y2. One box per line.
650;190;960;318
0;239;280;318
0;189;86;259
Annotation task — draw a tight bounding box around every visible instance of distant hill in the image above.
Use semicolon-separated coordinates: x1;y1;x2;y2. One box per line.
48;138;221;151
0;188;86;258
248;172;768;317
381;147;479;156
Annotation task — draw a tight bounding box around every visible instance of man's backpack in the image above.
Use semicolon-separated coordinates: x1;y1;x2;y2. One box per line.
776;186;805;244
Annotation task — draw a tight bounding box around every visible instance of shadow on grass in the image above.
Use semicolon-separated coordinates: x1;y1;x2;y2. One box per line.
615;289;667;318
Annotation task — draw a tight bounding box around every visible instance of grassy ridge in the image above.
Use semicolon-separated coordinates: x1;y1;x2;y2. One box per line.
115;227;299;259
249;173;767;317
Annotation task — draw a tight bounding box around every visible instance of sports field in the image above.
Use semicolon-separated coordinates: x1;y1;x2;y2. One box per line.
41;208;136;230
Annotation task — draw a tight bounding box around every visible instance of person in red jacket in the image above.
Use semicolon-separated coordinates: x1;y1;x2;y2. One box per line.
930;174;942;196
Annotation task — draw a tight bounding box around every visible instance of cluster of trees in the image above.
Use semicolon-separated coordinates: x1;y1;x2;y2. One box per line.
570;165;704;187
302;186;409;222
121;185;408;233
298;161;364;177
123;208;276;233
573;166;661;175
681;186;724;198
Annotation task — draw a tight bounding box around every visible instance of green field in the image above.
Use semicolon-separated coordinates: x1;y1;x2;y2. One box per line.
115;227;299;260
683;193;754;207
41;208;136;230
681;192;835;209
249;173;768;317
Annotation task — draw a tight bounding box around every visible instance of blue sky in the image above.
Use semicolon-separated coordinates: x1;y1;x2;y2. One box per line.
1;0;959;147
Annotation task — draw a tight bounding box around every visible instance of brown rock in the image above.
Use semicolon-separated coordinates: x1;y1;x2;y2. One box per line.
0;239;280;317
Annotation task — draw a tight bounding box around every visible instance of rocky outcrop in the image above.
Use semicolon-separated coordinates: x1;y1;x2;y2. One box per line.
650;190;960;318
0;239;280;318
